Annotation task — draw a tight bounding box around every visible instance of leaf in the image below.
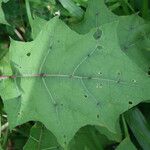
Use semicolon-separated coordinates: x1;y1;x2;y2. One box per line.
0;0;8;25
58;0;84;19
70;0;118;33
70;0;150;73
2;17;150;148
116;137;137;150
0;54;20;100
24;123;114;150
68;125;113;150
125;108;150;150
30;16;47;39
24;122;62;150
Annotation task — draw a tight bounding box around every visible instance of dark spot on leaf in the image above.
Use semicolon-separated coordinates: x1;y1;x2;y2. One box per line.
87;54;90;57
54;103;58;107
93;29;102;40
97;114;100;118
95;130;99;134
40;73;46;77
84;95;88;98
129;26;134;31
97;45;102;49
97;102;100;106
69;75;73;78
116;79;120;83
95;12;99;16
26;52;31;57
117;72;121;75
9;75;16;79
88;76;92;80
148;70;150;75
122;46;128;51
129;101;133;105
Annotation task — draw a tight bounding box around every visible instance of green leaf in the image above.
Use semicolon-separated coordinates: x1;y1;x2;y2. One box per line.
70;0;117;33
0;54;20;100
116;137;137;150
24;123;114;150
24;122;62;150
71;0;150;73
69;125;113;150
2;17;150;148
125;108;150;150
0;0;8;25
58;0;84;19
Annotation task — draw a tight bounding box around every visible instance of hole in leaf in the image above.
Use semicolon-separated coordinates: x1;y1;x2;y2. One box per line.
69;75;73;78
129;101;133;105
116;79;120;83
88;76;92;80
93;29;102;40
97;114;100;118
95;12;99;16
26;52;31;57
132;79;136;83
87;54;90;57
97;45;102;49
84;95;88;98
98;72;102;75
97;102;100;106
117;72;121;75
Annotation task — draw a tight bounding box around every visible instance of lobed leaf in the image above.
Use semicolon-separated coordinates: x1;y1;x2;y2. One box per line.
1;17;150;148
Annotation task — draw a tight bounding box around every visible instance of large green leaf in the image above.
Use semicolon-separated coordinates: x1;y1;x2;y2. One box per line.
1;17;150;148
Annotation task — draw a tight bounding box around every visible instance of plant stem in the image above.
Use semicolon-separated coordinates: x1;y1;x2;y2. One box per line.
142;0;149;19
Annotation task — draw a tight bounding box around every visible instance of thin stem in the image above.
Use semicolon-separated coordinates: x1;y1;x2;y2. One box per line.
142;0;149;19
25;0;33;25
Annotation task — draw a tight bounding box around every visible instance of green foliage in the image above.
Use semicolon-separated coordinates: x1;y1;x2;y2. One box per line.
0;0;8;25
0;0;150;149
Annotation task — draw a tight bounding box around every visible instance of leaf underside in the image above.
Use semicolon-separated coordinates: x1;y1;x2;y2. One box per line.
1;16;150;148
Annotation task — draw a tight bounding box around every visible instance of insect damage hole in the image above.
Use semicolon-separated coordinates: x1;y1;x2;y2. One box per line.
93;29;102;40
128;101;133;105
26;52;31;57
96;114;100;118
84;94;88;98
